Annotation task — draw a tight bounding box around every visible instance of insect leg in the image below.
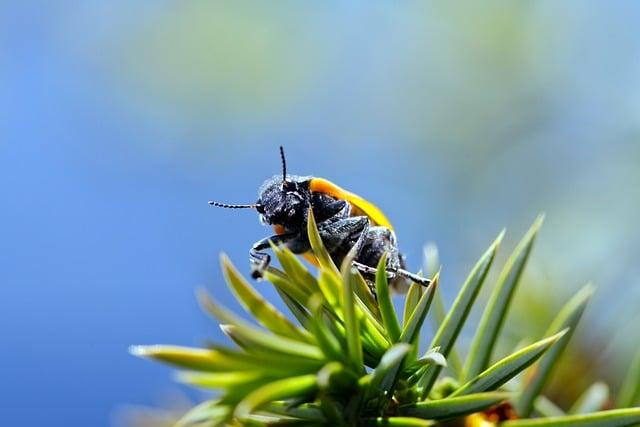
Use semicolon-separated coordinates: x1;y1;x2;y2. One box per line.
395;269;431;286
349;217;370;259
249;233;299;279
351;225;432;288
316;216;369;255
352;260;389;277
311;196;349;222
352;260;431;287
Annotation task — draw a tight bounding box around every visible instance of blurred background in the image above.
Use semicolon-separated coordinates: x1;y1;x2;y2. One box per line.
2;1;640;425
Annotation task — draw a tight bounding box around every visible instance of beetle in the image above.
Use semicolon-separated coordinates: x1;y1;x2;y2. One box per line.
209;147;430;291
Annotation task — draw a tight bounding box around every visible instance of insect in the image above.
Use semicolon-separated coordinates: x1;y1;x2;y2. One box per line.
209;147;430;291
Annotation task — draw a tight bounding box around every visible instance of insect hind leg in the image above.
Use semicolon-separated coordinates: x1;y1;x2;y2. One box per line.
352;226;431;288
351;261;431;287
394;268;431;286
351;261;380;277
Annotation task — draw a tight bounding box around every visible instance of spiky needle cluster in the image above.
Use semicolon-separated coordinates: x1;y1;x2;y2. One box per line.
132;212;640;426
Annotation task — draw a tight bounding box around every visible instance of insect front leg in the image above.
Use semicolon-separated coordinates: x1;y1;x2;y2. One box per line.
249;232;310;279
250;233;294;278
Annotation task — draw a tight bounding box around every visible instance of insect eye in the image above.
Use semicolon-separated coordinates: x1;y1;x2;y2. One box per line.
256;204;265;214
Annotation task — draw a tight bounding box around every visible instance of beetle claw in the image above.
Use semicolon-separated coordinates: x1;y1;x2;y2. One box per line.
250;259;268;279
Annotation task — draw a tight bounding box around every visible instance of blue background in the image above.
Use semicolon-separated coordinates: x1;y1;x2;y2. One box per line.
2;2;640;425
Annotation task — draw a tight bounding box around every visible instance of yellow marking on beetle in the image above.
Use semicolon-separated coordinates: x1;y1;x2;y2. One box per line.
309;177;393;229
302;252;320;267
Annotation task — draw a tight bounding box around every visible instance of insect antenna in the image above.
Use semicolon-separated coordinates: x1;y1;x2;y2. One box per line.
208;201;260;209
279;145;287;182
